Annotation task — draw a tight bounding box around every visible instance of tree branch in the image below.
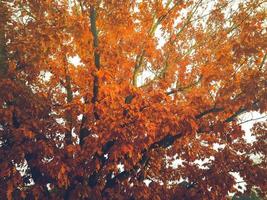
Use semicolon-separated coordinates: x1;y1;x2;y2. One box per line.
102;132;183;194
166;75;203;95
132;1;183;86
259;52;266;71
100;99;262;193
0;2;8;77
90;5;100;121
238;115;267;125
63;57;73;145
224;107;247;123
195;107;224;119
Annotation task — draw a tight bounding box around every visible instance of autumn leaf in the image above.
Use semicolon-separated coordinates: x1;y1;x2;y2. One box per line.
0;0;266;199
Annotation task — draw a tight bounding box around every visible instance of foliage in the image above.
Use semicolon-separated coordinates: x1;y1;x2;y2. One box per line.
0;0;266;199
232;191;262;200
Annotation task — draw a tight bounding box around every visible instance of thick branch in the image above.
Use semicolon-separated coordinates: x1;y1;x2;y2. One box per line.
224;107;247;123
102;132;183;193
0;2;8;76
78;5;101;146
65;74;73;103
63;57;73;145
101;100;261;193
25;153;55;185
90;5;100;120
195;107;224;119
224;101;259;123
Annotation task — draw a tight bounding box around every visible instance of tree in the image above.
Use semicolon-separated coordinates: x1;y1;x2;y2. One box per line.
0;0;266;199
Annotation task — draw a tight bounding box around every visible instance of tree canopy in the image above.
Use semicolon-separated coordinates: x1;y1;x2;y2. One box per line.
0;0;266;199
